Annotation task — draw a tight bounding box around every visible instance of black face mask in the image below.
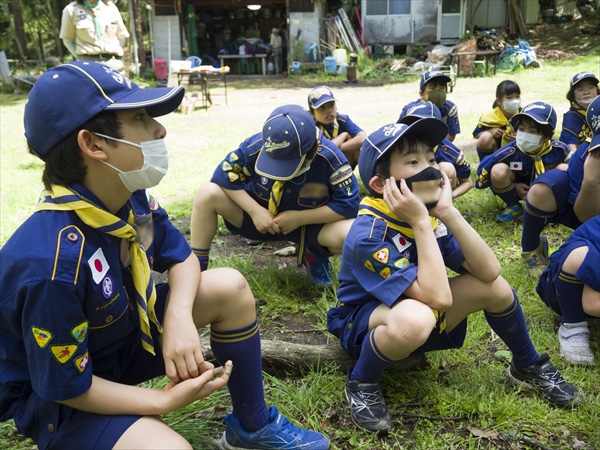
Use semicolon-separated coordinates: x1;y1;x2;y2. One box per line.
396;166;442;209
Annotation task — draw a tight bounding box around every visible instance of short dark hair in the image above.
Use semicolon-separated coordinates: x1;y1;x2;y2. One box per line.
371;135;431;198
514;116;554;140
492;80;521;108
566;82;600;103
33;111;122;190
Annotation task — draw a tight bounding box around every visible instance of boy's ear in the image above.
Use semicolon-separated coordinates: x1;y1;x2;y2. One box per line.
368;175;386;195
78;129;108;161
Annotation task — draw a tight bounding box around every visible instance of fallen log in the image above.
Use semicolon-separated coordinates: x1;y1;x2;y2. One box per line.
201;338;427;372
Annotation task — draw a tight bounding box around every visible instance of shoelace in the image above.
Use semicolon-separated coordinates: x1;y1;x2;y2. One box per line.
351;387;386;410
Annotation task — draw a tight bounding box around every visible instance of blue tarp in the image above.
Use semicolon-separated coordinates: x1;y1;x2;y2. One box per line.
499;39;541;68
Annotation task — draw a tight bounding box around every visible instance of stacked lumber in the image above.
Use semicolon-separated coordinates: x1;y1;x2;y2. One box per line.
507;0;529;37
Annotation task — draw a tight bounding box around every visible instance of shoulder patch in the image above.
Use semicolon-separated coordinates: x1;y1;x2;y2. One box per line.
71;321;88;344
394;258;410;269
373;248;389;264
380;267;392;279
364;260;376;272
31;327;53;349
74;351;90;373
147;193;160;211
51;344;78;364
329;164;353;185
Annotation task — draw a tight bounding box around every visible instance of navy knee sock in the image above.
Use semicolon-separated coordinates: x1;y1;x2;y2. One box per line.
555;270;586;323
492;183;520;207
210;320;269;432
522;199;555;252
476;146;493;162
350;329;397;383
191;247;210;272
484;292;539;368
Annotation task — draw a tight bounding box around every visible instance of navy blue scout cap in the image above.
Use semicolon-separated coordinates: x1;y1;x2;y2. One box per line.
307;86;337;109
398;100;443;124
509;101;557;131
570;72;599;88
24;61;185;159
358;120;448;193
420;70;451;91
586;96;600;152
256;104;318;181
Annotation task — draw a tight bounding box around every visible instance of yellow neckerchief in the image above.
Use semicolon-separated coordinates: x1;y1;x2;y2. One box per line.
517;140;553;178
35;184;161;355
318;119;339;140
477;106;511;129
358;197;439;239
268;180;284;215
570;101;587;117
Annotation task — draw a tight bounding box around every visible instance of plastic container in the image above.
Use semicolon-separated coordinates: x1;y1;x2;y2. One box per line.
333;48;347;65
324;56;337;74
154;58;168;80
267;62;274;75
337;62;348;75
292;61;301;72
346;65;357;82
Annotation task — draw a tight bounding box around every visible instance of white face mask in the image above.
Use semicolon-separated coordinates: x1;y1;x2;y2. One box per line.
95;132;169;192
516;130;543;154
502;99;521;115
576;97;595;108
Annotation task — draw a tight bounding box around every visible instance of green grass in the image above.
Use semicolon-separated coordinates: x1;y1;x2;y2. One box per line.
1;55;600;449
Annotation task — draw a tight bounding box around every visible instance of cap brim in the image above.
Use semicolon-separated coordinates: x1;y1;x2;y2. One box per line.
255;150;307;181
589;135;600;152
385;118;448;153
106;86;185;117
511;111;552;126
311;97;336;109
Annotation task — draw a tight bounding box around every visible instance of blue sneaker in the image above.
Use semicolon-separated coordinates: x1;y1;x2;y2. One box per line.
303;250;332;287
496;204;523;223
219;406;330;449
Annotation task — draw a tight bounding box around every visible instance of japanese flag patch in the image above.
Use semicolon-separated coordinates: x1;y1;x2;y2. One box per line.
510;161;523;171
88;248;109;284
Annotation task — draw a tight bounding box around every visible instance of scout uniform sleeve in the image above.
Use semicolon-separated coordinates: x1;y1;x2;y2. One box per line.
442;100;460;136
475;145;516;189
559;110;588;146
567;141;590;206
336;113;363;138
210;133;262;191
437;141;471;180
317;141;360;217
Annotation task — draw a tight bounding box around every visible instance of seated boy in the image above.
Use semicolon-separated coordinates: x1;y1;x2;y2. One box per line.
399;70;460;141
536;215;600;366
521;96;600;274
308;86;366;168
191;104;360;287
398;100;473;199
327;118;582;433
0;62;330;450
475;102;570;223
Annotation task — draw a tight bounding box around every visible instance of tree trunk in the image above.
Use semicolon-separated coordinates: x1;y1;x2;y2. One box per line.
131;0;146;72
200;338;428;372
10;0;27;58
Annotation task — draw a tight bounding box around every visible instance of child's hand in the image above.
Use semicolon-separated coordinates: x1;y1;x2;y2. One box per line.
428;172;455;220
383;177;429;224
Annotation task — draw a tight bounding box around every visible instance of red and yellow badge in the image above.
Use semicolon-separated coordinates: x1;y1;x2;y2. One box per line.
71;321;88;344
31;327;53;349
228;172;240;182
74;351;90;373
50;344;78;364
363;260;376;272
373;248;389;264
380;267;391;279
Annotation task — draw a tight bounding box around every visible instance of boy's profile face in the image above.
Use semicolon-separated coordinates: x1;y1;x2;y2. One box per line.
311;101;337;125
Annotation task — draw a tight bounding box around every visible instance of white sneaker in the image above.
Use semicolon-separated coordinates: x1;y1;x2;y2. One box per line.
558;321;595;365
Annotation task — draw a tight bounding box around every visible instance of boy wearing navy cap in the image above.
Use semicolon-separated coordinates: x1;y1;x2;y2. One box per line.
400;70;461;141
327;119;582;433
307;86;366;168
475;101;570;223
559;71;600;153
190;104;360;287
0;62;330;450
398;100;473;199
520;96;600;276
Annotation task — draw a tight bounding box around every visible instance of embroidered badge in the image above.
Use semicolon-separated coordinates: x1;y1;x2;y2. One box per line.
147;193;160;211
434;222;448;238
222;161;232;171
31;327;53;349
228;172;240;182
74;351;89;373
510;161;523;170
392;234;412;253
51;344;78;364
394;258;410;269
329;164;353;185
233;164;243;173
364;260;376;272
380;267;391;279
71;321;88;344
102;275;114;299
229;151;239;162
243;167;251;176
373;248;389;264
88;248;109;285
